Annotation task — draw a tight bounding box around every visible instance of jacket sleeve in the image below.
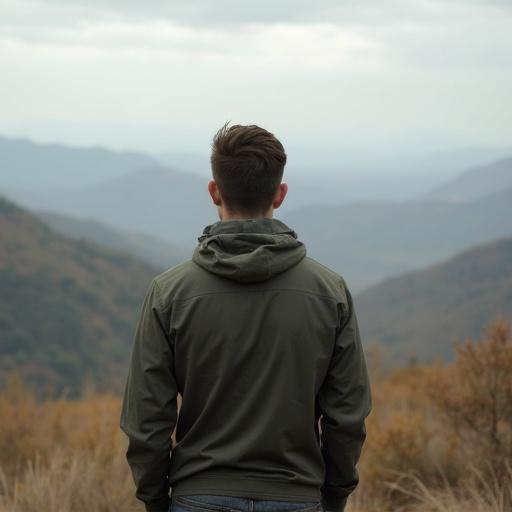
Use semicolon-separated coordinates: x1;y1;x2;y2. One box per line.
316;279;372;512
120;277;178;512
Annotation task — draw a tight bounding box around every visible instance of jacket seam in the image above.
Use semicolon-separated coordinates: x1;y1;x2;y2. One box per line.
173;474;314;483
152;278;171;315
172;488;320;500
339;288;353;332
305;256;344;281
169;288;342;305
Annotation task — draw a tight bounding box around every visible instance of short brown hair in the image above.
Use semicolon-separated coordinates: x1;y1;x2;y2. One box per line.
210;122;287;215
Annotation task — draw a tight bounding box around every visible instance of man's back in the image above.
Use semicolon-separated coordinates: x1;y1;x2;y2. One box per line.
121;217;371;512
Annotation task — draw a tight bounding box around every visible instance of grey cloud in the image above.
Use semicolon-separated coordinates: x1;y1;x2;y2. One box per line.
10;0;512;28
1;0;510;43
33;0;408;25
2;0;511;74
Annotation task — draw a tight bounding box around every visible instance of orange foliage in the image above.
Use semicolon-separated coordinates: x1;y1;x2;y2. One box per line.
352;319;512;511
426;318;512;476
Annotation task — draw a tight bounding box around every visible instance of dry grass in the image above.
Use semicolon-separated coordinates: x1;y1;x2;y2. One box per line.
0;319;511;512
0;373;143;512
0;448;140;512
383;462;512;512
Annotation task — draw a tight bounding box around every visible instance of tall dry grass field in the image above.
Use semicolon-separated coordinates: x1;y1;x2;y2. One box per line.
0;377;141;512
0;319;510;512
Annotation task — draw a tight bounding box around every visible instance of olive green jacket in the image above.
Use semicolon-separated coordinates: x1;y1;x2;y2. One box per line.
120;217;371;512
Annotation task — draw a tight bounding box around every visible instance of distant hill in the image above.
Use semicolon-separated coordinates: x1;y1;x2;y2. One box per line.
37;210;190;270
3;165;216;248
0;195;160;398
421;156;512;203
0;135;158;189
0;135;405;226
355;236;512;362
282;185;512;292
8;166;512;291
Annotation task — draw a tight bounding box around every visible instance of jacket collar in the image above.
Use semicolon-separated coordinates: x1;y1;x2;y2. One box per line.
198;217;298;242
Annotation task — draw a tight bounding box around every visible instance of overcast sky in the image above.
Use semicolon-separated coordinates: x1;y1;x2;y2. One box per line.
1;0;511;156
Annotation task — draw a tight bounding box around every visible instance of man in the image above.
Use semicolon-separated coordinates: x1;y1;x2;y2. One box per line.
120;123;372;512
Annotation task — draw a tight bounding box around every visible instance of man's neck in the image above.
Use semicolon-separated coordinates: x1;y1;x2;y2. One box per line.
221;210;274;221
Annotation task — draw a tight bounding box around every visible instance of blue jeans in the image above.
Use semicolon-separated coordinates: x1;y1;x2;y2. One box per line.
169;494;323;512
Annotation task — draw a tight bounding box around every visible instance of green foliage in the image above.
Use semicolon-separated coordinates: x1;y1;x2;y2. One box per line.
0;195;157;399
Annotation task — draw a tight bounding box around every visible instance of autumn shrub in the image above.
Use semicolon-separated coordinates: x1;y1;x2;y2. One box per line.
426;318;512;481
353;319;512;511
367;318;512;512
352;364;448;510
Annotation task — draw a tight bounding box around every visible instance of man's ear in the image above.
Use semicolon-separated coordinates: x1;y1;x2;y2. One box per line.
208;180;222;206
273;183;288;209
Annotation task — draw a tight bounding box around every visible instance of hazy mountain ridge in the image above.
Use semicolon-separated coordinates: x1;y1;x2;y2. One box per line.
421;156;512;203
2;134;512;291
37;207;191;270
3;165;215;248
0;135;159;189
283;185;512;292
355;236;512;361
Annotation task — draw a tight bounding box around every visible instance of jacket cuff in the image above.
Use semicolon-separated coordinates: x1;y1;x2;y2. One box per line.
144;497;170;512
321;494;348;512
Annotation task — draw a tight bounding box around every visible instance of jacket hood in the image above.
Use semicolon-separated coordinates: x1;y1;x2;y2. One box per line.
192;217;307;283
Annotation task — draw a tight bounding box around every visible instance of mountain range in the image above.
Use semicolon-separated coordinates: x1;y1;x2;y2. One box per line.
420;156;512;203
0;135;158;189
1;134;511;395
284;184;512;292
2;136;511;292
1;190;511;396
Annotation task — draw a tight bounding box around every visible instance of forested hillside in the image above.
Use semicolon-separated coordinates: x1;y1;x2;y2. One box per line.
356;236;512;361
37;209;189;270
0;195;158;397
